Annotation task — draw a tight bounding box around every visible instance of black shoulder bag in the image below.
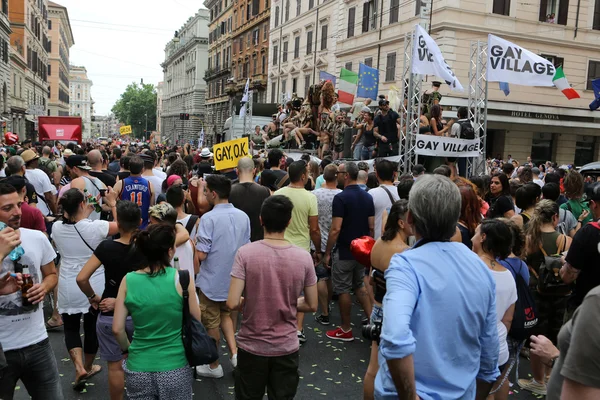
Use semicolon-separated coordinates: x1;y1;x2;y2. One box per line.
178;270;219;367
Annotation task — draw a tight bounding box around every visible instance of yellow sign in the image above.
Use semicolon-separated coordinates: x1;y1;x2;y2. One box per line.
213;137;249;171
119;125;132;135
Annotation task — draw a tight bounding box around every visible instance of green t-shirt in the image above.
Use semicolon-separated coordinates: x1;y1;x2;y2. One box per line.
560;199;592;224
276;186;318;251
125;267;187;372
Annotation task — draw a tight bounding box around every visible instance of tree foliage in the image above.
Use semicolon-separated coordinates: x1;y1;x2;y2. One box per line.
111;83;157;138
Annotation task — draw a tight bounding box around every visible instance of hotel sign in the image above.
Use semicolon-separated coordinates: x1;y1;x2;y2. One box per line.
510;111;560;120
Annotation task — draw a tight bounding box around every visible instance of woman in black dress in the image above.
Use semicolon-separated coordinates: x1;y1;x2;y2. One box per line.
486;172;515;219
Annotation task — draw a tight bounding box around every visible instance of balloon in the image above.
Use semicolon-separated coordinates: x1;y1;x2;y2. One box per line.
350;236;376;267
4;132;17;145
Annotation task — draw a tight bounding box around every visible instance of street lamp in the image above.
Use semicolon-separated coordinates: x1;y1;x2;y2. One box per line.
145;113;148;138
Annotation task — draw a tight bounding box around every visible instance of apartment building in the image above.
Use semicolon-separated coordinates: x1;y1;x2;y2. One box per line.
267;0;341;103
9;0;50;140
69;65;93;138
335;0;600;166
156;81;163;135
161;9;209;145
204;0;233;144
48;1;73;117
0;0;10;134
231;0;270;106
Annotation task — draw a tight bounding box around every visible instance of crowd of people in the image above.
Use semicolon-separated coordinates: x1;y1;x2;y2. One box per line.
0;135;598;400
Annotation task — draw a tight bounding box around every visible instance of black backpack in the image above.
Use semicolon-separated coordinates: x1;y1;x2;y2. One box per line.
458;120;475;140
503;258;538;341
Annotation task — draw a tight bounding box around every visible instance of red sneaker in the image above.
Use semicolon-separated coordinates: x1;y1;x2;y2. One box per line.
326;327;354;341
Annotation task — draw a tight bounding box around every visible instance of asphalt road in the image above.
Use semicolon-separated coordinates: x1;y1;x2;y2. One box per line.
13;303;542;400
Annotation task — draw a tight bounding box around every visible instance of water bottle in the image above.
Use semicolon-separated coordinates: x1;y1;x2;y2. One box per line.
173;256;180;270
0;221;24;261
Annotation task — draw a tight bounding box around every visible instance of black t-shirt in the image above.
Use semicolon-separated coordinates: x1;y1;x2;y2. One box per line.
271;169;288;187
94;240;142;316
565;223;600;309
24;181;38;205
229;182;270;242
486;195;513;219
89;170;116;188
374;110;400;144
195;162;213;178
117;171;131;181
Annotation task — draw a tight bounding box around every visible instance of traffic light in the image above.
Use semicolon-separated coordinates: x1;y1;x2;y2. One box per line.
185;113;190;120
179;113;190;120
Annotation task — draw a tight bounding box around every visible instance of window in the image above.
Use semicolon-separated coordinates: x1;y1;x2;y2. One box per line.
285;0;290;22
48;20;51;30
47;64;51;76
539;0;569;25
492;0;510;16
541;54;564;68
415;0;425;16
294;36;300;58
321;25;328;50
309;0;314;9
292;77;298;93
282;79;287;94
593;0;600;29
247;4;251;20
283;41;289;62
296;0;301;16
304;74;311;97
587;60;600;90
385;52;396;81
389;0;399;23
234;10;238;29
306;31;313;54
364;57;373;67
264;23;268;40
273;44;279;65
2;0;7;15
274;7;279;27
347;7;355;38
253;29;259;45
271;82;276;102
362;0;377;32
345;62;353;71
265;0;269;8
247;33;251;48
252;0;259;16
262;55;267;74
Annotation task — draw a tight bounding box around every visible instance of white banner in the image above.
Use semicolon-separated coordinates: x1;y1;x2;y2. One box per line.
415;134;480;157
412;24;464;91
487;34;556;86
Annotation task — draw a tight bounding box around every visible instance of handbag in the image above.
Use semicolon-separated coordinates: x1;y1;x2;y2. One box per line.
535;234;571;296
178;270;219;366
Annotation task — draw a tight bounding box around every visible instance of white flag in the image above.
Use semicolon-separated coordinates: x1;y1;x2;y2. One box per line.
198;128;204;148
486;34;556;87
412;24;464;91
239;78;250;119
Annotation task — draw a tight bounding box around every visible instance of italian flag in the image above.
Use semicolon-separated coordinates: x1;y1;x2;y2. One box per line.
553;67;580;100
338;68;358;105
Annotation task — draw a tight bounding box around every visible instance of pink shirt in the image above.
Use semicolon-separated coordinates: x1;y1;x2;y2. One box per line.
231;241;317;356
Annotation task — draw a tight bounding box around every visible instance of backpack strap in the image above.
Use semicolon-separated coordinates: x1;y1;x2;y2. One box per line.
185;215;199;235
380;186;396;206
557;234;567;254
539;243;548;257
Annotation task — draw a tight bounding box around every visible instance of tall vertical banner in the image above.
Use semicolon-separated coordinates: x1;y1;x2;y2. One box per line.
198;128;205;149
412;24;464;91
239;78;250;119
487;35;555;86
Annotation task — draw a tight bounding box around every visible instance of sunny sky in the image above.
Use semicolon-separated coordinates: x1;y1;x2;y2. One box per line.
58;0;205;115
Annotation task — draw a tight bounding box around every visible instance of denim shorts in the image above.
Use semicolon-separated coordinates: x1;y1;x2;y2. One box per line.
370;304;383;324
97;314;134;362
315;263;331;282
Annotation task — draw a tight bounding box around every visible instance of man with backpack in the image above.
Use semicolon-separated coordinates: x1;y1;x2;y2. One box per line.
166;184;200;240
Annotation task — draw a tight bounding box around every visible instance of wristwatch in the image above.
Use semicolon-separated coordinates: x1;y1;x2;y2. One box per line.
88;293;96;300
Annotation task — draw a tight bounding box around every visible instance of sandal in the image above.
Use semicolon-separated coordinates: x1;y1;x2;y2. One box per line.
45;318;63;330
85;364;102;380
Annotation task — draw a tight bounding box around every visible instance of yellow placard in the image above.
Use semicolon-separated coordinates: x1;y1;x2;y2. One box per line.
119;125;132;135
213;137;249;171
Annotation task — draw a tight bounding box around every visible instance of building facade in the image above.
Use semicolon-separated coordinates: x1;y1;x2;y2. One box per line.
47;1;73;117
69;65;93;138
91;114;118;138
161;9;209;145
0;1;11;134
9;0;50;140
204;0;233;144
266;0;340;104
156;80;163;136
334;0;600;166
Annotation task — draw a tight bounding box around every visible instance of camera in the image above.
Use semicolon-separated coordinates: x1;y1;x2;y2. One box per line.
362;321;382;344
362;268;387;344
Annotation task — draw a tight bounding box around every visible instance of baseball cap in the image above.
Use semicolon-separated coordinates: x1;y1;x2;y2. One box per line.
66;155;92;170
21;149;39;164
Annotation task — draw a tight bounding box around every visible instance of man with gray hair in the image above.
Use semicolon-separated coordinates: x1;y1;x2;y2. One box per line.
375;175;499;400
230;157;270;242
6;156;38;207
325;161;374;341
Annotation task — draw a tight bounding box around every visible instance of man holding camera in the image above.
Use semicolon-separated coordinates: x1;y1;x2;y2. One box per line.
373;99;401;157
375;175;499;400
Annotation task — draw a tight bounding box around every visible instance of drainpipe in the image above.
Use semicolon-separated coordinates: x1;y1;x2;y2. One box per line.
276;4;284;102
574;0;581;39
312;7;319;83
375;0;384;71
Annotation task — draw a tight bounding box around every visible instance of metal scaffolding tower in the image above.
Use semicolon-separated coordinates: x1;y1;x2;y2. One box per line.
467;40;489;176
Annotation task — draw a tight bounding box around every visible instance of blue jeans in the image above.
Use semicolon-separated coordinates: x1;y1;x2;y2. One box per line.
353;143;364;160
0;338;63;400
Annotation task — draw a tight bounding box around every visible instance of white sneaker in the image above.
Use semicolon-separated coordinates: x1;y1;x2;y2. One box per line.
195;364;223;378
230;353;238;368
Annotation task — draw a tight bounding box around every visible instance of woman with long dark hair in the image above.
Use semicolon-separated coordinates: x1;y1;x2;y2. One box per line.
363;200;411;400
472;219;517;400
51;188;119;390
511;182;541;229
486;173;515;219
77;201;141;400
429;104;448;136
356;111;376;160
456;184;482;249
113;224;202;399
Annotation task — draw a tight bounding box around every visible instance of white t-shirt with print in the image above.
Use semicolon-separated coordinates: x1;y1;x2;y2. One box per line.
313;188;342;251
25;168;57;216
369;184;400;240
0;228;57;351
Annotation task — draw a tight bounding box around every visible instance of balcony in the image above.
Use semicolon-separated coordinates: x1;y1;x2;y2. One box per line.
252;74;267;89
204;65;232;80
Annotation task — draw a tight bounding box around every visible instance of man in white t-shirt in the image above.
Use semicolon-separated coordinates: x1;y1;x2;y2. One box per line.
0;183;61;399
140;151;164;203
369;159;399;239
21;149;57;217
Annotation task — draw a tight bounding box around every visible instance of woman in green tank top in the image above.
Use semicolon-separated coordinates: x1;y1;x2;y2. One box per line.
113;224;202;400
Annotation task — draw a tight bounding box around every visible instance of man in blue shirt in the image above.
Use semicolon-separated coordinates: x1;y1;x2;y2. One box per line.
375;175;499;400
195;174;250;379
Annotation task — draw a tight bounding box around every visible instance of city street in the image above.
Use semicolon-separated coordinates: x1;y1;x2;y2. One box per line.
14;303;541;400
